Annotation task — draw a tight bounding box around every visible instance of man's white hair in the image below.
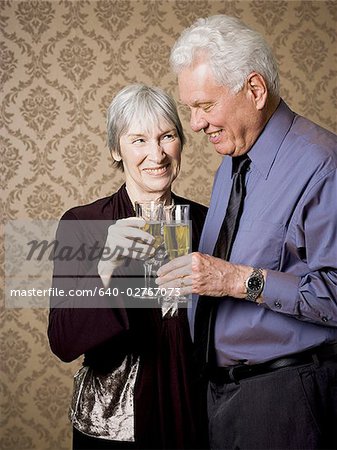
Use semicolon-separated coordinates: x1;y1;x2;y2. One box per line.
170;15;280;96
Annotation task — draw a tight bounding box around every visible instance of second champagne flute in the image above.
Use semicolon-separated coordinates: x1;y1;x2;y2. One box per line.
163;204;191;307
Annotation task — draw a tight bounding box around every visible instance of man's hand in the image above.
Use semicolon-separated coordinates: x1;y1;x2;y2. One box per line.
156;252;253;298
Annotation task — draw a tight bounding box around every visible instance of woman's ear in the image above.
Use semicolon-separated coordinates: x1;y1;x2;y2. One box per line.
246;72;268;110
111;150;122;162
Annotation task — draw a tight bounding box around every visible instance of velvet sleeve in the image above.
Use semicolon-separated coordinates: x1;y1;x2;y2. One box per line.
47;210;130;363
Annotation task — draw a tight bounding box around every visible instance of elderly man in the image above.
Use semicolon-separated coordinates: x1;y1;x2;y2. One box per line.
157;15;337;450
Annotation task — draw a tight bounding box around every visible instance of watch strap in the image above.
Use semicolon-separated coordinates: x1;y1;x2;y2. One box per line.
245;268;264;302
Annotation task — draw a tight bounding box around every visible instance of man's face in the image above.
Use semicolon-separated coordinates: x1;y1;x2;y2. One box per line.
178;59;261;157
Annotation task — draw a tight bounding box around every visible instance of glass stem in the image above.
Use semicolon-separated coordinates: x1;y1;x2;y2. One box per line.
144;261;153;290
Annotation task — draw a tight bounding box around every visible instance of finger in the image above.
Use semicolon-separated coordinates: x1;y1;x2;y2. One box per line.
104;236;155;259
156;266;192;286
108;225;155;244
115;217;146;228
156;268;192;288
157;254;192;276
178;285;193;296
126;240;156;260
160;279;193;296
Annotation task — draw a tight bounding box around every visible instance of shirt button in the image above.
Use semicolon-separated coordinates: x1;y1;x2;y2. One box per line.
322;316;328;322
274;301;282;309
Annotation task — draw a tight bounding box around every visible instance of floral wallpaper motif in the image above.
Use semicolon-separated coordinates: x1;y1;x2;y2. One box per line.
63;134;100;185
0;41;17;86
16;1;55;43
1;1;336;449
59;37;97;88
95;0;134;38
0;137;22;190
21;87;60;139
26;183;64;220
0;330;31;382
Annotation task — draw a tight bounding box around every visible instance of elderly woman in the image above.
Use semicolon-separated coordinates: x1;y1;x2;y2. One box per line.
48;84;208;450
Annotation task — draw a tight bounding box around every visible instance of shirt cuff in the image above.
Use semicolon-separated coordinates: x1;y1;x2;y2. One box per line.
262;270;300;314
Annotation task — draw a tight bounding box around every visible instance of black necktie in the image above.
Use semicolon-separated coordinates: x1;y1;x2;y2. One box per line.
194;154;251;371
213;154;251;259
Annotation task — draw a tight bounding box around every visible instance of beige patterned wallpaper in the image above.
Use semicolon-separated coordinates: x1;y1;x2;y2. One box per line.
1;1;336;449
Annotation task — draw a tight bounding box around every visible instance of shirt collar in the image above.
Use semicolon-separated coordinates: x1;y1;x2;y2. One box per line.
248;99;295;179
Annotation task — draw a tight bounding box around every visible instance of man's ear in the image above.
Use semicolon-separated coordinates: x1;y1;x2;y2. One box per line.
246;72;268;110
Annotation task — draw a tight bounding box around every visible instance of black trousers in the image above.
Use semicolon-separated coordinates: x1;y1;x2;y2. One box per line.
73;428;136;450
207;358;337;450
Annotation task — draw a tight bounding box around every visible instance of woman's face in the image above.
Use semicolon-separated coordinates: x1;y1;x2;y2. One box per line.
117;118;181;201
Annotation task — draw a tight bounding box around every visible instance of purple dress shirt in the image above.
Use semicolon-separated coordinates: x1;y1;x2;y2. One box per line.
191;100;337;366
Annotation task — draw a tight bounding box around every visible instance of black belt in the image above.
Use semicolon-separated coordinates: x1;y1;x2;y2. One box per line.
209;342;337;384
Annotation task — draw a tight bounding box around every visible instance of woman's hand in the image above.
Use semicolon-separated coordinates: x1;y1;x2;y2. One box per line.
98;217;155;288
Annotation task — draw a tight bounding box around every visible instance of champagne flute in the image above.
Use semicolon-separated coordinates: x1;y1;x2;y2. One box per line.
135;201;164;299
162;204;191;313
164;205;190;260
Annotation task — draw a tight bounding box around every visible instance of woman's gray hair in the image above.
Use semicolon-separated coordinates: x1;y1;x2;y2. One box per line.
107;84;185;170
170;15;280;97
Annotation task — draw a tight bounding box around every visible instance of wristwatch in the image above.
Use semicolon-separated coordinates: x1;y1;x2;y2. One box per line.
245;268;265;302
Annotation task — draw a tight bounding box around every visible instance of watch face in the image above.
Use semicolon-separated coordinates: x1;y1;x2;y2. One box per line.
247;276;262;292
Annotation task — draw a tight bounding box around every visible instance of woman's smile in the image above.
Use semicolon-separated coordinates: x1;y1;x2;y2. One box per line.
142;164;170;176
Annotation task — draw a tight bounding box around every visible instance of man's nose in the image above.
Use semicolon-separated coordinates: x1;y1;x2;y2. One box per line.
190;109;208;132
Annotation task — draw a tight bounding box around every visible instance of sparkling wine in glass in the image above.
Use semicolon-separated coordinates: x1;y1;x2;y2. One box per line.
163;204;191;310
164;204;190;259
135;201;164;299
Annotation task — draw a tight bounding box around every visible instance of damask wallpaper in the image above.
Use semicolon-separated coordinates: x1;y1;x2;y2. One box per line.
1;1;336;449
